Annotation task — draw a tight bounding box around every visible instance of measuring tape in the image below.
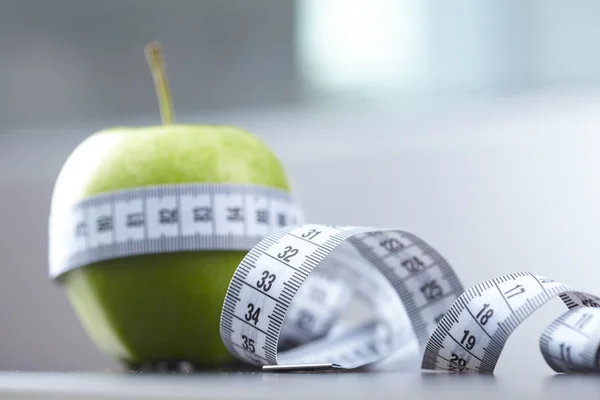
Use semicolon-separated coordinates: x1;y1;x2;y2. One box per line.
219;224;600;373
219;224;464;370
49;189;600;373
48;183;304;279
422;272;600;373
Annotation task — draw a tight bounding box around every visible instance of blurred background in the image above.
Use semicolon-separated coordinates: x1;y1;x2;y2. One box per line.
2;0;600;375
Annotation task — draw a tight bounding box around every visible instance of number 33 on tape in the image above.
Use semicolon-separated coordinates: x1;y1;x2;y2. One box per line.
219;224;600;374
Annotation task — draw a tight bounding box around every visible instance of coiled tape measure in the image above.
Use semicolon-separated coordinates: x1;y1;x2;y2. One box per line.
49;183;600;373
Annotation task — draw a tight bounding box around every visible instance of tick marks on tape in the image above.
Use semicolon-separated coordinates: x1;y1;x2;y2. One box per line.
422;273;600;373
48;183;303;278
48;183;600;373
219;224;600;373
219;225;464;371
76;196;284;236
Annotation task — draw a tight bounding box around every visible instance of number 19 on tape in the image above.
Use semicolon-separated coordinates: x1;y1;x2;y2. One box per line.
219;224;600;374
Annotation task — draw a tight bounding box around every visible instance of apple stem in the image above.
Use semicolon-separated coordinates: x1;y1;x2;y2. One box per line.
144;42;175;124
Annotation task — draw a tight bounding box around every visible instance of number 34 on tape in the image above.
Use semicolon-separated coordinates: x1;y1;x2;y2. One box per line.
219;223;600;374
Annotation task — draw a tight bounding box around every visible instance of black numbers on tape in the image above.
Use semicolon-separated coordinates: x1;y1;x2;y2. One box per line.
278;213;287;227
380;238;403;252
581;297;600;308
420;280;444;301
301;228;321;240
159;208;178;224
241;334;255;353
503;284;525;299
227;207;244;222
256;209;269;224
126;212;144;227
401;256;425;273
559;343;572;363
97;216;113;232
475;304;494;325
449;353;467;371
245;303;261;325
461;330;477;350
257;271;276;292
450;353;467;366
277;246;299;263
193;207;212;222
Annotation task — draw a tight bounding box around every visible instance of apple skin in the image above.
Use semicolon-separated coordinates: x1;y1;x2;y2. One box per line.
51;124;291;368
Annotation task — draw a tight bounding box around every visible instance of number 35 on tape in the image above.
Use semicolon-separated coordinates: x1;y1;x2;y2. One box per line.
219;224;600;374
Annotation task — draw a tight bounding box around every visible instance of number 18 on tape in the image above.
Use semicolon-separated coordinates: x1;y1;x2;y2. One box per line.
219;224;600;374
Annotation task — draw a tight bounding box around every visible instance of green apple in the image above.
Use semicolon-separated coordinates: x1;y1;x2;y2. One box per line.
50;43;292;369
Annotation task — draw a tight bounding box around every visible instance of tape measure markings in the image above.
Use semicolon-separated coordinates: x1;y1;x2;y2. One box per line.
261;227;358;365
49;188;600;376
539;310;587;372
219;224;600;373
221;226;364;365
423;272;553;372
421;272;600;373
538;305;600;373
347;232;461;349
219;225;465;369
49;183;304;279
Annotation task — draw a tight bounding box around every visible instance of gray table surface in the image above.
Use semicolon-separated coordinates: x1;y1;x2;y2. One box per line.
0;370;597;400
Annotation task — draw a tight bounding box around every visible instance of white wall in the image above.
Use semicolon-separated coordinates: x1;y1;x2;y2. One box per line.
2;88;600;373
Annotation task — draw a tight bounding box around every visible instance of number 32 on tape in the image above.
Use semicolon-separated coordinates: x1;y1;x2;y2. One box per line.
219;224;600;374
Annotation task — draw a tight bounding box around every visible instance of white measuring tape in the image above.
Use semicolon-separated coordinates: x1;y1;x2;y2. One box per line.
219;224;600;374
48;183;304;278
48;189;600;373
219;224;463;371
422;272;600;373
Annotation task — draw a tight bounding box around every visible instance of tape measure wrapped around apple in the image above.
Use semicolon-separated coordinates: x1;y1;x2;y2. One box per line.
48;42;304;369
